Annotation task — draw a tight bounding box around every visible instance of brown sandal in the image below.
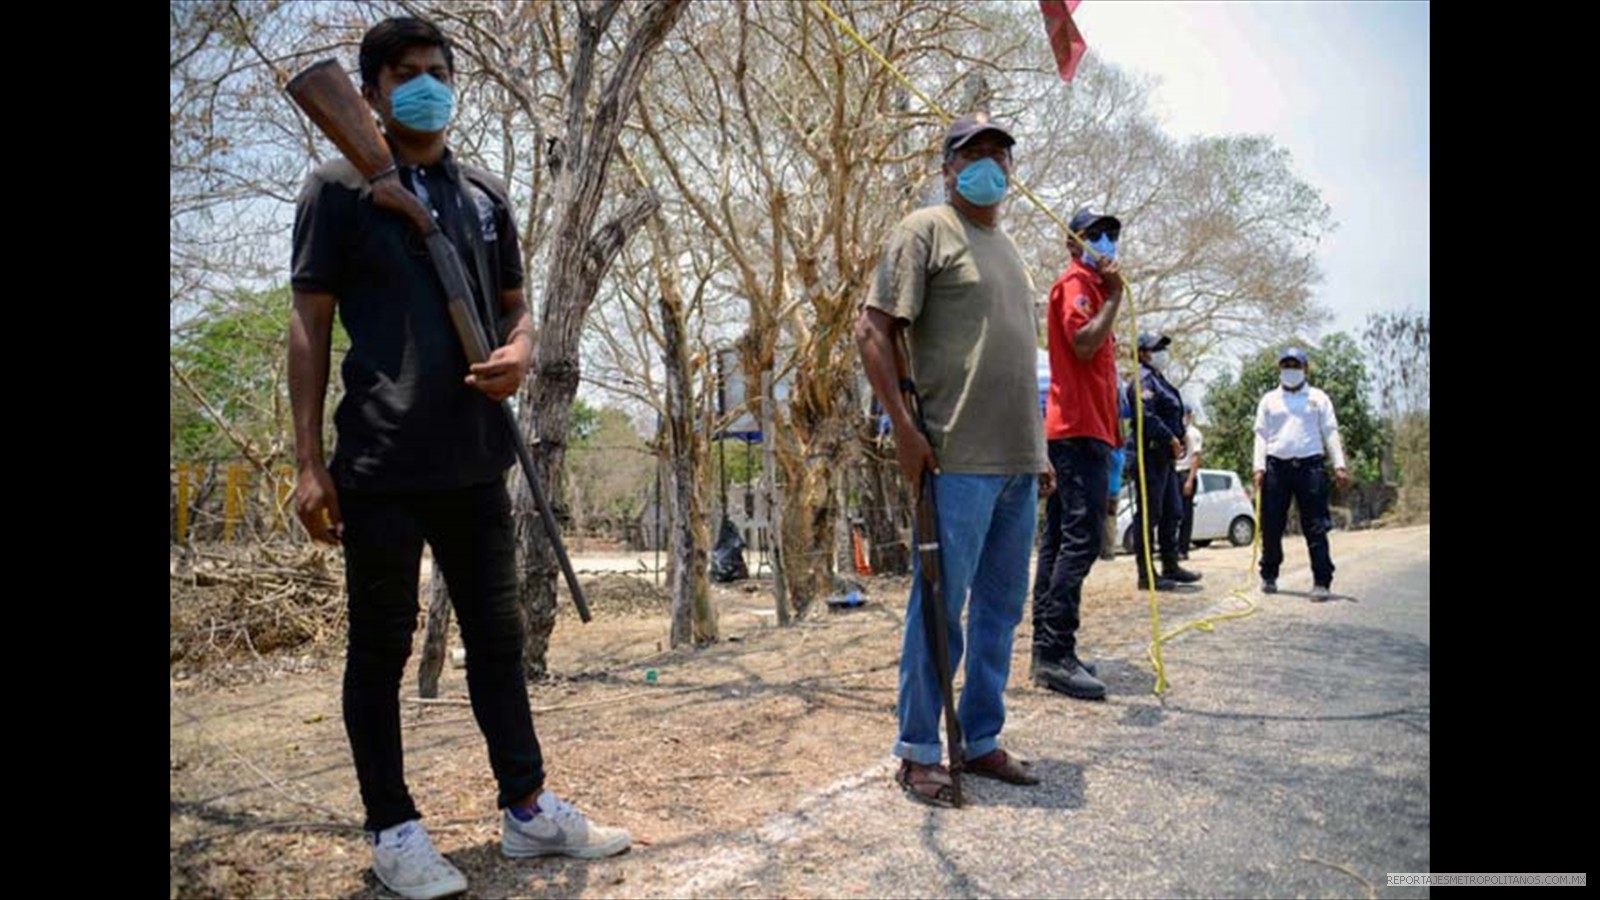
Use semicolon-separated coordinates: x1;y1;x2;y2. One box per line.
965;748;1040;785
896;760;959;808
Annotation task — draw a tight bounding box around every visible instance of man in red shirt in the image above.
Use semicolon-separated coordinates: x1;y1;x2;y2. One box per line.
1031;207;1124;701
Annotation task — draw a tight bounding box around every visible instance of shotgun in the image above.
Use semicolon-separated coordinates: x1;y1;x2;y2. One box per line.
893;332;964;806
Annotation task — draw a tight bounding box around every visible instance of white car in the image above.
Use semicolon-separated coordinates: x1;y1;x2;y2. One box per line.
1116;468;1256;553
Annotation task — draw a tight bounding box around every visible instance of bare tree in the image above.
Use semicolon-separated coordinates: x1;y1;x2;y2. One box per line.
636;0;995;617
1363;309;1429;517
650;215;720;647
170;2;361;478
511;0;688;676
583;154;725;647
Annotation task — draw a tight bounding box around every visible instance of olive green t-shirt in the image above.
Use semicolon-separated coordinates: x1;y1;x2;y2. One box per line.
866;204;1047;475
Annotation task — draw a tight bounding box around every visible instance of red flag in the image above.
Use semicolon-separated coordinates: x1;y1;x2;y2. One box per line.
1039;0;1087;83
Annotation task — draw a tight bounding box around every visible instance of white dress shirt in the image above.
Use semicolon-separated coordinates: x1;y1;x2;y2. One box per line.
1252;385;1347;471
1177;424;1204;471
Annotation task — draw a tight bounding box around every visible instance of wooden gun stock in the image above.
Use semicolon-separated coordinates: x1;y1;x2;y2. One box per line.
285;60;435;239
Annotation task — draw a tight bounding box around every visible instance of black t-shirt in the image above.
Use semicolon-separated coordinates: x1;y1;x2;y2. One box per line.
291;151;524;492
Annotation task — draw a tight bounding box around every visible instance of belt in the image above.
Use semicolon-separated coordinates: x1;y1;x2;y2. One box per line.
1268;454;1324;469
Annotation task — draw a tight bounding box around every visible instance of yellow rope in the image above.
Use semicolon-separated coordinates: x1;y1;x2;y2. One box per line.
1146;486;1262;686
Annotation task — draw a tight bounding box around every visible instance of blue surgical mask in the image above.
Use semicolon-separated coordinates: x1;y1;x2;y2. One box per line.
389;73;454;133
1281;368;1306;389
956;158;1008;207
1083;234;1118;270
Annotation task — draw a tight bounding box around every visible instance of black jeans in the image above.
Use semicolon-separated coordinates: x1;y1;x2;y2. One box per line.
1033;438;1110;663
1259;455;1336;587
1131;454;1182;575
339;480;544;832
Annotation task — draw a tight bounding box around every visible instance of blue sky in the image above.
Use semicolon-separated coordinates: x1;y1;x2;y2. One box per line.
1073;0;1430;341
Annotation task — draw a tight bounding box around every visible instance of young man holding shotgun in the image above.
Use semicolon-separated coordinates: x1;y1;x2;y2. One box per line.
287;16;626;899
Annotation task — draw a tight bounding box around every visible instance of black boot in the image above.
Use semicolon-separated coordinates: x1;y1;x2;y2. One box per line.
1136;572;1177;591
1041;643;1099;676
1033;656;1108;700
1162;556;1201;583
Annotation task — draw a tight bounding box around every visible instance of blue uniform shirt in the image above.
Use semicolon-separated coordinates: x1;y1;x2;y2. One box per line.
1127;362;1186;459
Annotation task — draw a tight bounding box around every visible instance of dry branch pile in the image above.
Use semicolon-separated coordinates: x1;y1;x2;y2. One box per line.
169;543;346;671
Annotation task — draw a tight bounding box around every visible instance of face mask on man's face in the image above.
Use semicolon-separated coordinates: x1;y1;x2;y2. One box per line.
1082;234;1118;270
1149;350;1170;370
955;157;1008;207
389;72;455;133
1280;368;1306;389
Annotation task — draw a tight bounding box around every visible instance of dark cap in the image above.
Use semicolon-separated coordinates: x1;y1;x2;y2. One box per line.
1138;332;1171;352
1279;347;1308;366
1069;206;1122;236
943;113;1016;156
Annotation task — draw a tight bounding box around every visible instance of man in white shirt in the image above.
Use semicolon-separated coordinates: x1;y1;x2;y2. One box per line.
1175;409;1203;560
1252;347;1350;601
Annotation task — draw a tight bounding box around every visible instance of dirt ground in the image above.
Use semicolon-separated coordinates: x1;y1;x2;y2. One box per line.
169;537;1277;899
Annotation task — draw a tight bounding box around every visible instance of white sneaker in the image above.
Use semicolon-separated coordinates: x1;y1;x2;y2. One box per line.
371;820;467;900
502;790;632;859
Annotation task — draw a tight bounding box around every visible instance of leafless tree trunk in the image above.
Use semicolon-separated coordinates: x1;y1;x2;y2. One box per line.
631;200;720;647
759;370;790;625
417;570;452;698
661;291;716;646
514;0;687;678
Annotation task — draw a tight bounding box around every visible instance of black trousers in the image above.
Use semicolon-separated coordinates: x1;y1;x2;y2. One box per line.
339;480;544;832
1033;438;1111;663
1131;454;1182;576
1259;455;1336;587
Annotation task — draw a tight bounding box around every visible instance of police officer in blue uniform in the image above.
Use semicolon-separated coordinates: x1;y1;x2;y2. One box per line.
1126;333;1202;590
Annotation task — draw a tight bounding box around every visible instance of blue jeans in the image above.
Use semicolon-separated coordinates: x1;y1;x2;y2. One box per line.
895;472;1038;765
